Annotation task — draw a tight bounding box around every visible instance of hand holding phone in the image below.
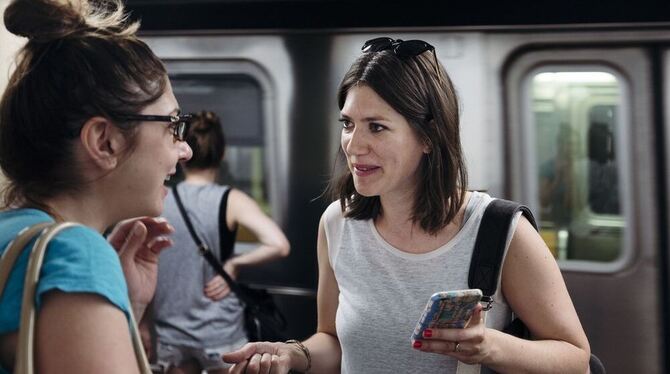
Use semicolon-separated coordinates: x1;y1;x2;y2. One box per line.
411;289;483;342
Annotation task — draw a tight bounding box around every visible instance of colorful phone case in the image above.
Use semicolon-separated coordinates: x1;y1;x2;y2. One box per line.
411;289;483;342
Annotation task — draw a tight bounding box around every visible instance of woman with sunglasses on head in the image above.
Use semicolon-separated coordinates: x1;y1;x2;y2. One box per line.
0;0;192;372
145;110;290;374
223;37;590;374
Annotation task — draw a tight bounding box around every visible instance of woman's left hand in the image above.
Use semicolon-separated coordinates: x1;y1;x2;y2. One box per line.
412;304;493;365
107;217;174;315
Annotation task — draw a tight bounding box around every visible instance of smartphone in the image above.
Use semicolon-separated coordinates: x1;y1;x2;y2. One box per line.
411;289;483;341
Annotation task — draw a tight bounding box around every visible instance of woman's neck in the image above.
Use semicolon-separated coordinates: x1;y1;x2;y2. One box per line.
41;193;110;233
377;188;418;228
374;191;471;254
184;168;217;184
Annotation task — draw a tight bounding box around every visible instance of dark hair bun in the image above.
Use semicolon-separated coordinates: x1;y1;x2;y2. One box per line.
4;0;137;42
192;110;220;134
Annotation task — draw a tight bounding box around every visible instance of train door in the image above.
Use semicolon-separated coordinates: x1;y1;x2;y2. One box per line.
505;47;662;373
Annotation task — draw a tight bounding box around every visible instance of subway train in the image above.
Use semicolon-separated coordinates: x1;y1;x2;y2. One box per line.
4;1;668;372
128;6;670;372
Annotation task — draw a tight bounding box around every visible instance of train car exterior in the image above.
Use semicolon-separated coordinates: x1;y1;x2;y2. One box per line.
1;0;669;371
139;26;670;373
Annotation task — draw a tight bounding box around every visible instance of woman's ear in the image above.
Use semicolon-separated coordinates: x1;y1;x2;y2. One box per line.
79;117;127;170
423;137;432;154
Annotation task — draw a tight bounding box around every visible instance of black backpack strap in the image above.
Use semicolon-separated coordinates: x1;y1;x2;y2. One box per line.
468;198;538;309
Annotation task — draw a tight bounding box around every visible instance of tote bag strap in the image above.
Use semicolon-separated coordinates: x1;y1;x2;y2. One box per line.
15;222;80;373
129;305;152;373
1;221;151;374
0;222;53;296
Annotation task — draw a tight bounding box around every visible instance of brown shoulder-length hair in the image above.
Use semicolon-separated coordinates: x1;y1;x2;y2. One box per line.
328;47;468;235
0;0;167;210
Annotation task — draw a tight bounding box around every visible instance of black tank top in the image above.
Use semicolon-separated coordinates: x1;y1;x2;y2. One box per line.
218;188;238;261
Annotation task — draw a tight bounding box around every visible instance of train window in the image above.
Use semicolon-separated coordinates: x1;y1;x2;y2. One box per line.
530;71;623;262
170;75;269;241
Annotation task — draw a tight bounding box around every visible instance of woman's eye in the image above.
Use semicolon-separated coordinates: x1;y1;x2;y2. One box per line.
340;120;353;130
370;123;386;132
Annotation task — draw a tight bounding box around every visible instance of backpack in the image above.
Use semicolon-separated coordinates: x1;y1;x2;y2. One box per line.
469;198;605;374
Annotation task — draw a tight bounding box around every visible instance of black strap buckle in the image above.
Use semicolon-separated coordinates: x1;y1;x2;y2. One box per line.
198;244;211;255
481;296;494;311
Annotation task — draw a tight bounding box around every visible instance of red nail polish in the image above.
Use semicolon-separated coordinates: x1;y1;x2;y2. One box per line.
424;329;432;338
413;341;422;349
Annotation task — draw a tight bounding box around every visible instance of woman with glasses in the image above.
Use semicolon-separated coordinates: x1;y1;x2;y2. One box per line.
145;110;290;374
0;0;192;372
224;37;590;373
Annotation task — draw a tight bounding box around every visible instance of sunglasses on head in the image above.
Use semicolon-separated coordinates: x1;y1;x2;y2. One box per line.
361;37;435;58
362;37;442;83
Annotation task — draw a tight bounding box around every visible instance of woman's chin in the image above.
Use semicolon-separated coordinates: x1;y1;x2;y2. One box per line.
354;187;378;197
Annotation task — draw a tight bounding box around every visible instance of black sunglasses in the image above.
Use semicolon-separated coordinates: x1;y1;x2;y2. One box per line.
362;37;435;58
118;113;193;142
361;37;442;83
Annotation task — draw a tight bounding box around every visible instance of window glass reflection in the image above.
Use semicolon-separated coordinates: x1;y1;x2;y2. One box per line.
532;71;623;262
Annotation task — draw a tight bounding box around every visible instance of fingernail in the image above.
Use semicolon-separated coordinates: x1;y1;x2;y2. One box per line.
413;341;422;349
133;222;143;235
423;329;432;338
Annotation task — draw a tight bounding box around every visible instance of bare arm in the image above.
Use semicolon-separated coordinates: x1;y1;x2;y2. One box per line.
225;189;290;272
417;217;589;373
36;291;140;374
488;216;590;373
300;214;342;373
204;189;291;301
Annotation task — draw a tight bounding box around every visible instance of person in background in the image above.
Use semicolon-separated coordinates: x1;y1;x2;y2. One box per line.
539;123;582;227
0;0;193;372
147;110;290;374
223;37;590;373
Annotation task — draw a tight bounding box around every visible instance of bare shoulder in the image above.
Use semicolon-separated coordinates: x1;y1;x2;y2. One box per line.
501;217;588;346
37;291;139;373
228;187;256;206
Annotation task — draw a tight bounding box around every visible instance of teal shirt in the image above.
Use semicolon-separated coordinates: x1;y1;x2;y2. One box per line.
0;209;131;372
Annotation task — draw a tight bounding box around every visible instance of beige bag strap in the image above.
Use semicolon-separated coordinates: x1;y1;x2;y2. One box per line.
15;222;81;373
0;222;53;295
129;307;153;373
0;221;151;373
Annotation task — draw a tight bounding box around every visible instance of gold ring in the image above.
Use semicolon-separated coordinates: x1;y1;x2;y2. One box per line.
454;342;461;352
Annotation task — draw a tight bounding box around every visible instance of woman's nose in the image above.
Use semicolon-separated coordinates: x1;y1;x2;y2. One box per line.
344;128;368;155
179;141;193;161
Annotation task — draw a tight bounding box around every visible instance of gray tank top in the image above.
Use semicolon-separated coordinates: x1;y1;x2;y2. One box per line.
324;191;519;373
153;182;246;347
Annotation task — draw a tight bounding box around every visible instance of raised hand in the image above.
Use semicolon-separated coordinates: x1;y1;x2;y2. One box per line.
107;217;174;317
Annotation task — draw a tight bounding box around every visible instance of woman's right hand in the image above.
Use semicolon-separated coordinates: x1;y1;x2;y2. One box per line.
203;275;231;301
223;341;308;374
413;304;494;365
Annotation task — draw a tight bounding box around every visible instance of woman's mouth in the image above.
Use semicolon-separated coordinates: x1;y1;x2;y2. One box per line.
352;163;380;177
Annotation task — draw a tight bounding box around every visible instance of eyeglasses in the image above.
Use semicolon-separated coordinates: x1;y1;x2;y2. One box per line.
119;113;193;142
362;37;435;58
361;37;441;82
